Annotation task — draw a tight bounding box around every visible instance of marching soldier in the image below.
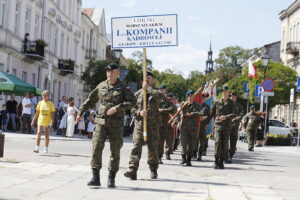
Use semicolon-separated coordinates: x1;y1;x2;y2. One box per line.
242;105;261;151
178;90;203;166
226;92;244;163
76;63;136;188
158;87;176;162
197;93;211;161
210;86;235;169
124;72;162;180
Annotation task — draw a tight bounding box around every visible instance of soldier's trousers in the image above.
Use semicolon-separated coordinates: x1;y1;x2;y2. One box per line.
158;123;173;156
165;125;174;154
181;127;197;156
198;128;206;156
229;125;239;157
91;124;123;172
214;126;229;159
246;130;256;151
129;124;159;171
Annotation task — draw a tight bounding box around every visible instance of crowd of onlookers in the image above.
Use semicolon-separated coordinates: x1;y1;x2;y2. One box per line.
0;94;98;139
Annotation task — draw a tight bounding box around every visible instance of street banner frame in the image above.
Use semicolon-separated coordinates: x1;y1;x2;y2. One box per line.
111;14;178;49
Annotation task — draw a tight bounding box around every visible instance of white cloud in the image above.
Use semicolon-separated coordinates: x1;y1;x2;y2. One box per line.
186;16;201;21
120;0;137;8
152;44;207;78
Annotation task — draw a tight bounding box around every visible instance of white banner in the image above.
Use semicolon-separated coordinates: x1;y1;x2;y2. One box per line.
111;14;178;48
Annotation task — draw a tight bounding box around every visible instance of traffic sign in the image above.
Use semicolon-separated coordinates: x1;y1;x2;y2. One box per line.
262;78;275;92
255;84;263;97
262;91;274;96
297;77;300;92
243;82;249;92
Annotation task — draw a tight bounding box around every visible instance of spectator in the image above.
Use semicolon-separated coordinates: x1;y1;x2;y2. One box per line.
31;90;55;153
0;104;8;131
66;97;78;138
87;106;96;139
77;114;85;136
56;96;67;135
30;93;37;133
59;103;68;136
6;95;18;131
22;93;33;134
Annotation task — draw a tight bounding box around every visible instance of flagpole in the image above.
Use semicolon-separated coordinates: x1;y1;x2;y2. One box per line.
143;48;148;143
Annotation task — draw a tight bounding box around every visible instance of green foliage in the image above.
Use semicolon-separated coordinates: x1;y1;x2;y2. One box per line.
81;60;110;90
227;61;297;109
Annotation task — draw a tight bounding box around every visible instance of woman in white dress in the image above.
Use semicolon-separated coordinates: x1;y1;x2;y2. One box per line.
66;97;78;138
87;107;96;138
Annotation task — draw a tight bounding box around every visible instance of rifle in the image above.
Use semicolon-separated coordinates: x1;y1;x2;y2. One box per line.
168;85;204;124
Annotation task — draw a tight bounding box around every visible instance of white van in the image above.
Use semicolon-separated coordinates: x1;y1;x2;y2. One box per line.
268;119;292;135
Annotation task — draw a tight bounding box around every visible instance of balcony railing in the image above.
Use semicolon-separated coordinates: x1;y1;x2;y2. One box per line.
22;40;45;60
58;59;75;75
286;42;300;55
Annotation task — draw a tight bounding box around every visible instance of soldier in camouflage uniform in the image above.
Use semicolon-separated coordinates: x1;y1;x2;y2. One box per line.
158;86;176;163
197;93;211;161
124;72;162;180
226;92;244;163
77;63;136;188
210;86;235;169
242;105;261;151
178;90;203;166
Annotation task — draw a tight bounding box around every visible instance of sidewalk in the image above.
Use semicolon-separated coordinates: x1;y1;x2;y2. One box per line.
0;132;300;200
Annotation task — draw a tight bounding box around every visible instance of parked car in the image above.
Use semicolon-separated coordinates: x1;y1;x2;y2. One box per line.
268;119;292;135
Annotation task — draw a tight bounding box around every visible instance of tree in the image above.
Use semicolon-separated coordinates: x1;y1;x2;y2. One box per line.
227;61;297;109
81;60;109;90
132;51;153;70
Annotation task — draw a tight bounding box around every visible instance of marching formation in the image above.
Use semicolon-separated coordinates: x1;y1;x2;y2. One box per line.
71;63;263;188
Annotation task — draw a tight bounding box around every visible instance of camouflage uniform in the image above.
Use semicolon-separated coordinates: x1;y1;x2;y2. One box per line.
210;98;235;168
180;102;202;158
128;87;162;172
242;111;261;151
228;102;244;158
79;79;136;172
158;96;176;160
197;102;211;160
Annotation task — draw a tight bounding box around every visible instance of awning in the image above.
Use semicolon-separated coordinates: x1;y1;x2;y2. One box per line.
0;71;42;96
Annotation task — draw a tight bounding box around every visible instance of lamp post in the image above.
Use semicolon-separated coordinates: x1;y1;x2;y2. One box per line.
113;49;123;66
261;53;271;146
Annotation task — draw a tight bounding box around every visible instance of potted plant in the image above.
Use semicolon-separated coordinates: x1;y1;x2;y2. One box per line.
0;132;4;158
36;39;48;47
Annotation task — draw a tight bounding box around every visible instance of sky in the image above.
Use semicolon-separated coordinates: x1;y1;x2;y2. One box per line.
83;0;295;77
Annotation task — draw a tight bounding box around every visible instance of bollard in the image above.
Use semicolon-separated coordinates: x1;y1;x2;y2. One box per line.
0;132;4;158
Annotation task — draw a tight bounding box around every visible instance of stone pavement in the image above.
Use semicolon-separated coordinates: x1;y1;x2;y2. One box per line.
0;132;300;200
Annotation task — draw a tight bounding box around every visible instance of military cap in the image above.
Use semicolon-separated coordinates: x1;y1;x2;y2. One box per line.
147;71;155;78
250;105;255;110
186;89;195;97
106;63;119;71
166;93;175;98
222;86;229;91
158;85;167;90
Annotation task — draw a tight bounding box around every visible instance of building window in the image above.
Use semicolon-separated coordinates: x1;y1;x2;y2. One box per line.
57;0;61;10
60;32;64;58
34;14;40;39
14;2;20;35
1;0;8;28
54;29;58;55
74;40;78;62
63;0;66;13
12;68;17;76
86;34;89;49
22;71;27;82
58;81;61;102
0;63;4;72
64;82;67;96
82;30;85;48
32;73;36;86
25;8;32;35
48;22;53;49
68;0;72;19
66;37;70;58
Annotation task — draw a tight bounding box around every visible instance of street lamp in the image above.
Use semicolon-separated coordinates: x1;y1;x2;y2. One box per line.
261;53;271;79
113;49;123;66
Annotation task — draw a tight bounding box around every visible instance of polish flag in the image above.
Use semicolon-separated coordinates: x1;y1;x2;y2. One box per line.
248;61;258;79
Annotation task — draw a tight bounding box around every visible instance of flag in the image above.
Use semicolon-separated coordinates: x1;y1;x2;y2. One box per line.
248;61;258;79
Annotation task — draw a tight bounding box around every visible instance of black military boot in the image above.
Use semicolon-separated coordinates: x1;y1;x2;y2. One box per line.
219;158;225;169
224;154;230;164
124;168;137;180
213;156;220;169
227;155;233;164
159;156;163;164
87;168;101;186
196;152;202;161
165;153;171;160
202;151;207;156
180;154;187;165
150;169;158;179
107;171;116;188
186;155;192;166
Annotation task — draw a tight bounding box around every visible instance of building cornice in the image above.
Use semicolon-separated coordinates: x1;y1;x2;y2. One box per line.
279;0;300;20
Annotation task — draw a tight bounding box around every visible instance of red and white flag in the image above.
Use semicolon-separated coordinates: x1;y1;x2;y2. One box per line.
248;61;258;79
